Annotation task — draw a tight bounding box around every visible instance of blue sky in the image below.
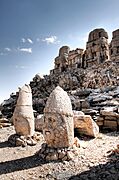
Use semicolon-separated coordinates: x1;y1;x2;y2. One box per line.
0;0;119;102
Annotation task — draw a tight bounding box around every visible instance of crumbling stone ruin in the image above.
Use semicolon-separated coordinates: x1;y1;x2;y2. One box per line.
84;28;109;67
1;27;119;133
51;46;84;74
110;29;119;61
51;28;109;73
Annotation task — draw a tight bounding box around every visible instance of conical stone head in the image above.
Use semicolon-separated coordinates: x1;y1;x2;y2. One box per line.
43;86;74;148
13;84;34;136
17;84;32;106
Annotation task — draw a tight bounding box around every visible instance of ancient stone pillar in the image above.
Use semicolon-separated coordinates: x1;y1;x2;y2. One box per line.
110;29;119;61
43;86;74;148
85;28;109;67
13;84;34;136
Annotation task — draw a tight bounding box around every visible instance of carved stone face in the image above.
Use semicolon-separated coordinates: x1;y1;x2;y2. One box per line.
43;113;73;148
59;46;70;56
43;86;74;148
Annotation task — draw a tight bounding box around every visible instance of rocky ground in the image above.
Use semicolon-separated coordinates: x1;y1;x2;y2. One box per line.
0;126;119;180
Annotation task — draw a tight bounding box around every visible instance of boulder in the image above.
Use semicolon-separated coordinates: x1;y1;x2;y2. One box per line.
74;114;99;137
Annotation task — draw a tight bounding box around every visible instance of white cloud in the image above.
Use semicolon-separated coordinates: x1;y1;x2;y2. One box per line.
27;38;33;44
15;65;29;69
18;48;32;53
42;36;60;44
4;47;11;52
21;38;26;43
21;38;33;44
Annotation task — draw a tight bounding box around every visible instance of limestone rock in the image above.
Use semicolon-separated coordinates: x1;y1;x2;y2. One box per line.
100;108;119;117
73;110;84;116
54;46;70;73
110;29;119;61
8;132;43;147
43;86;74;148
74;114;99;137
13;84;34;136
84;28;109;68
35;114;44;131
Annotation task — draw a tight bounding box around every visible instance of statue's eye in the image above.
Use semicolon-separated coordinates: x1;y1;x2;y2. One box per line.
48;117;52;122
48;117;55;123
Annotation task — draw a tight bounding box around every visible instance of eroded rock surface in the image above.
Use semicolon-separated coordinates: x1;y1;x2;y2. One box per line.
13;84;34;136
74;112;99;137
1;28;119;133
38;86;80;161
43;86;74;148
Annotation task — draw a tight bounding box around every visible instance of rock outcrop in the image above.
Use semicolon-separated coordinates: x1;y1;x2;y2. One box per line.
84;28;109;67
1;27;119;133
110;29;119;61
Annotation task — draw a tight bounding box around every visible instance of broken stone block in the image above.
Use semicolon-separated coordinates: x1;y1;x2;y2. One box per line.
104;120;117;131
74;114;99;137
100;108;119;118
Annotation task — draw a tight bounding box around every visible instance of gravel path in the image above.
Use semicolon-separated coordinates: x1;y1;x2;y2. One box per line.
0;126;119;180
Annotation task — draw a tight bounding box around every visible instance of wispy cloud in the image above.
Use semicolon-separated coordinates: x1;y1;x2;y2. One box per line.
0;52;6;56
21;38;33;44
18;48;32;53
42;36;60;44
27;38;33;44
21;38;26;43
4;47;11;52
15;65;29;69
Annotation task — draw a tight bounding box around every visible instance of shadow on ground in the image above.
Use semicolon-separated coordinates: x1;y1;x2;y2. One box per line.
0;141;11;148
69;153;119;180
100;129;119;137
0;154;48;175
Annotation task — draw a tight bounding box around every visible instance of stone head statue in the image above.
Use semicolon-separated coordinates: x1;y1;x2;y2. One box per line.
43;86;74;148
59;46;70;57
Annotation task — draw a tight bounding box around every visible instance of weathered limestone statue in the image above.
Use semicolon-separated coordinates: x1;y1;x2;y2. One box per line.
13;84;34;136
38;86;79;161
54;46;70;72
43;86;74;148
